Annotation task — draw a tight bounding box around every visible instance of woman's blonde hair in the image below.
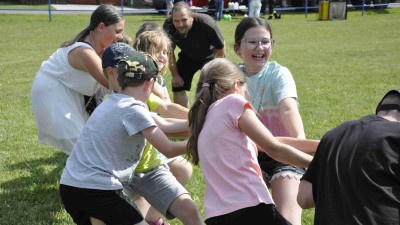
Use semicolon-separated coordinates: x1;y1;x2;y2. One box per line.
133;30;171;75
187;58;246;165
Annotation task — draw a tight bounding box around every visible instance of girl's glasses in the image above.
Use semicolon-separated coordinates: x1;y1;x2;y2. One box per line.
240;38;275;50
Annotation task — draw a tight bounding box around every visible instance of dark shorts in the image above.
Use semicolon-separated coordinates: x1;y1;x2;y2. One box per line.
258;152;306;182
205;203;292;225
59;184;143;225
172;52;211;92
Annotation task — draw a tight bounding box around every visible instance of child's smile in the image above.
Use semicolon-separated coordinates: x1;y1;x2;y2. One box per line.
237;27;272;75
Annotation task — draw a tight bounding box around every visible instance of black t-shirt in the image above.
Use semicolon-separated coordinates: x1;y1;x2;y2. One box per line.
302;115;400;225
163;13;225;61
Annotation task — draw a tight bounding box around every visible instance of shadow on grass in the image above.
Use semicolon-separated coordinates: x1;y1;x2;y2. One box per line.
0;152;69;224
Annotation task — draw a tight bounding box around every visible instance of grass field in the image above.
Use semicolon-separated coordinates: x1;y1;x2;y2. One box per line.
0;4;399;225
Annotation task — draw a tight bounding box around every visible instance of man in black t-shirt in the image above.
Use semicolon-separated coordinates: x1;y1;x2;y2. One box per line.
298;89;400;225
163;2;225;107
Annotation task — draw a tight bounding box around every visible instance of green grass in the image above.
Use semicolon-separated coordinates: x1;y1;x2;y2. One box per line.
0;4;399;225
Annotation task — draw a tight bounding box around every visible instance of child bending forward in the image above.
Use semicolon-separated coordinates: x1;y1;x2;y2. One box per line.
60;51;202;225
187;58;318;225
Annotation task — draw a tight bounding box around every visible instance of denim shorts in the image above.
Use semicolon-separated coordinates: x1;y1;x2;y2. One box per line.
258;152;306;182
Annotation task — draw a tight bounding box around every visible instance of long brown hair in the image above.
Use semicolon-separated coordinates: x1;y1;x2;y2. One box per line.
61;4;123;47
187;58;246;165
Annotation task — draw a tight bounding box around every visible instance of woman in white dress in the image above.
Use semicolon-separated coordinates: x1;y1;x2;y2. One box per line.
30;4;125;155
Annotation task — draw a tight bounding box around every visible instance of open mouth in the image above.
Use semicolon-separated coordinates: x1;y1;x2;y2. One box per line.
252;54;265;59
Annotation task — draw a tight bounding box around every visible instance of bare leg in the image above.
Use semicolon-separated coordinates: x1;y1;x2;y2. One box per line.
134;195;152;216
167;156;193;186
90;217;106;225
271;176;302;225
90;215;148;225
168;194;203;225
173;91;188;108
145;157;193;223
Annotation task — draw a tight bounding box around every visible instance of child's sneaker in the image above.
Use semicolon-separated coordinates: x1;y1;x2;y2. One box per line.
145;218;170;225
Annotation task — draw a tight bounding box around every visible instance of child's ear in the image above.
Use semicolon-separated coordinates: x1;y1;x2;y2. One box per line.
233;80;240;92
233;44;241;57
107;67;118;80
105;67;112;76
144;78;155;92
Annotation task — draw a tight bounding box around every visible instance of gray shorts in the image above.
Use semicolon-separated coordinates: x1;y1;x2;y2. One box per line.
119;164;188;220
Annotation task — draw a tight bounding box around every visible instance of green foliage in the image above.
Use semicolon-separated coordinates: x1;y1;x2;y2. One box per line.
0;6;399;225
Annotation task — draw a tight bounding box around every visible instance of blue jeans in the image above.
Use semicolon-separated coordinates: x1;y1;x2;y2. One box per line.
214;0;224;21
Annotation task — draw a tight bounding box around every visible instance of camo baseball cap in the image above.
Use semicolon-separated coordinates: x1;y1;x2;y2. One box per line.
102;42;134;68
118;51;159;80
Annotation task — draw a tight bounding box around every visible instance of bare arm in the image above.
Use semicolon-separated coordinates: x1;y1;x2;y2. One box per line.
168;50;184;88
68;47;109;89
239;107;312;168
297;180;315;209
279;97;306;138
213;42;226;58
164;131;189;138
151;114;188;133
156;101;189;119
152;82;171;102
168;51;179;77
276;137;319;154
142;125;187;158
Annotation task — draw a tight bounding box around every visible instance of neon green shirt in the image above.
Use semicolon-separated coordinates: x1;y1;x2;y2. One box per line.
134;93;163;174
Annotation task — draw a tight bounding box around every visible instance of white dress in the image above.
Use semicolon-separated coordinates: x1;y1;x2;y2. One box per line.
30;42;99;155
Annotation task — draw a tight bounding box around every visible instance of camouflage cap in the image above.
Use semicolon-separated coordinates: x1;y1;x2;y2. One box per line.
118;51;159;80
102;42;134;68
